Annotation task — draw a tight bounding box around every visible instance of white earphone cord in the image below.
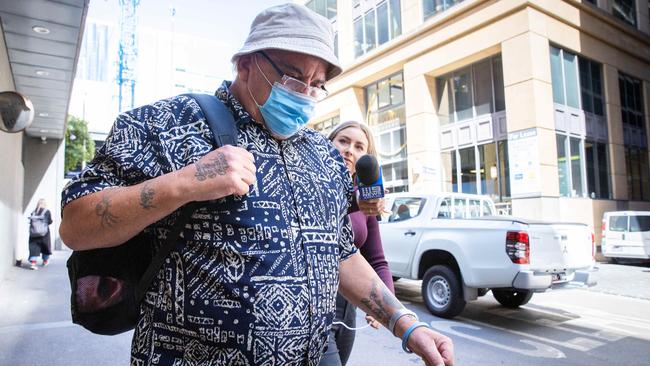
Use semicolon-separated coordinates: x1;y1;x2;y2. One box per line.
332;321;371;331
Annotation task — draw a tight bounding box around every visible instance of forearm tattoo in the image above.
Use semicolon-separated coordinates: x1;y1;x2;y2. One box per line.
195;152;228;181
360;279;403;326
95;189;119;228
139;181;156;209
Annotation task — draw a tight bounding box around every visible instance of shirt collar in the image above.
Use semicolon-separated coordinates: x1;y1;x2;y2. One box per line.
215;80;253;127
214;80;309;141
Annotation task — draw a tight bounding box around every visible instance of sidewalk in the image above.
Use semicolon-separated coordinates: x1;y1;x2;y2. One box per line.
0;250;132;366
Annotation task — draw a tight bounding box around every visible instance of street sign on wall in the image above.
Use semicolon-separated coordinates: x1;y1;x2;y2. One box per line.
508;128;542;198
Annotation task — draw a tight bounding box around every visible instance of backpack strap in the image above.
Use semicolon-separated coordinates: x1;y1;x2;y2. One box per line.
135;93;237;303
187;93;238;147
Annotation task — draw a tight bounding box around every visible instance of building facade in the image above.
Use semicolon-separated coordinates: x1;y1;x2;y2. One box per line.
304;0;650;249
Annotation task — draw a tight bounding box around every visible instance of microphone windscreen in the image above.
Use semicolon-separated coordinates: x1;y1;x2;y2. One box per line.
355;155;380;186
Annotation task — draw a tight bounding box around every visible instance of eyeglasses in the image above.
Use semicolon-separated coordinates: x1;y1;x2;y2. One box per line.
257;51;329;101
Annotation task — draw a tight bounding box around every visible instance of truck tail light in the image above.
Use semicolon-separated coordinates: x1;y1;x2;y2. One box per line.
506;231;529;264
601;219;606;237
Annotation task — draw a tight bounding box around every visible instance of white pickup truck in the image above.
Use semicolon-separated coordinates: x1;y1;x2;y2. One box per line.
380;192;596;318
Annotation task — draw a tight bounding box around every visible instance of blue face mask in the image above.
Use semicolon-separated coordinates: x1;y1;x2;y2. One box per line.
248;57;317;139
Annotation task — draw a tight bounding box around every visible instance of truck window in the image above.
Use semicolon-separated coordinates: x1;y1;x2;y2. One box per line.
482;200;494;216
389;198;425;222
468;199;481;218
453;198;466;219
629;216;650;232
609;216;628;232
438;198;451;218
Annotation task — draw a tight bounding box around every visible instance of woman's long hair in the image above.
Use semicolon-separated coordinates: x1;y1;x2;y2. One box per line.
327;121;378;158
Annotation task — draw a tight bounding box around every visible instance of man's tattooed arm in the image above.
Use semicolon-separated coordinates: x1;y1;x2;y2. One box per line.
139;181;156;209
359;279;404;326
94;189;119;228
195;152;229;181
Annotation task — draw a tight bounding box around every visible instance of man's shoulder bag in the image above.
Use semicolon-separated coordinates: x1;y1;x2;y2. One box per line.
67;93;237;335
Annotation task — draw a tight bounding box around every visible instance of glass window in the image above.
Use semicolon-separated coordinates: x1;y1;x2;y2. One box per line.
390;74;404;105
597;142;610;199
468;199;481;218
585;140;610;199
423;0;464;19
473;60;492;115
453;68;473;121
306;0;337;19
550;47;565;104
563;52;580;109
378;79;390;109
570;137;583;197
620;73;648;201
390;0;402;38
493;58;505;112
437;55;503;123
438;197;452;218
459;146;477;194
327;0;337;18
482;200;493;216
366;83;378;112
451;150;458;193
557;134;570;197
377;2;389;45
626;147;650;201
354;0;401;58
389;197;424;222
579;58;604;116
609;216;628;232
453;197;466;219
478;143;498;199
498;141;510;199
613;0;637;27
364;9;377;53
313;115;340;135
354;18;364;58
630;216;650;232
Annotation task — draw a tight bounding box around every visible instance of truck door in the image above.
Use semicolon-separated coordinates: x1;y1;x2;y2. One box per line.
628;215;650;258
381;197;426;276
606;215;628;256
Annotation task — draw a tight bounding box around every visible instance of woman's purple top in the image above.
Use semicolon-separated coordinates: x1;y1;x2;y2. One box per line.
349;211;395;293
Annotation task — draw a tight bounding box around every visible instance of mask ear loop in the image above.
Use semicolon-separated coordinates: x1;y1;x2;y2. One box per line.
247;54;273;109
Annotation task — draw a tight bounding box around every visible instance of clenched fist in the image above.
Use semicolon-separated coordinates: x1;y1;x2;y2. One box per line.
178;145;256;202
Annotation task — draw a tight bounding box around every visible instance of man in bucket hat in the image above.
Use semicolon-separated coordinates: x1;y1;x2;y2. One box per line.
60;3;454;365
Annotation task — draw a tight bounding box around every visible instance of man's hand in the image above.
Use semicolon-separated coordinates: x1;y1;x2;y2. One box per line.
406;325;454;366
179;145;256;202
357;197;385;216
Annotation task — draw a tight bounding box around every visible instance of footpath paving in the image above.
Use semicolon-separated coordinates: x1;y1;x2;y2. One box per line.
0;250;132;366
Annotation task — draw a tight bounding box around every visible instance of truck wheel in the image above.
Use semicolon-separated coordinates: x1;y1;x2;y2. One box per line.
492;289;533;308
422;265;466;319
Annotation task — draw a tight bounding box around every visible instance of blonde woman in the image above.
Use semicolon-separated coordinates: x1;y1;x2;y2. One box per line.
320;121;395;366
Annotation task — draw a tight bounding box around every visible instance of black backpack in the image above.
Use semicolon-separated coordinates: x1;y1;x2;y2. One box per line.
67;93;237;335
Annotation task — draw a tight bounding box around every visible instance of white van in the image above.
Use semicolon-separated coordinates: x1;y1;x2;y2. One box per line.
601;211;650;261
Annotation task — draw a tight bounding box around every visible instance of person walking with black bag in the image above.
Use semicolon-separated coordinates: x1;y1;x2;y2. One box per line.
28;198;53;270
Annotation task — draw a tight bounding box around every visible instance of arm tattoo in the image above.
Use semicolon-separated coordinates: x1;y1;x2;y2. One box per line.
195;152;228;181
359;279;402;326
95;190;119;228
139;181;156;209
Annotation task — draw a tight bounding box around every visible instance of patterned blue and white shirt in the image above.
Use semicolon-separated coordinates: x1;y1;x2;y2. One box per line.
62;81;357;366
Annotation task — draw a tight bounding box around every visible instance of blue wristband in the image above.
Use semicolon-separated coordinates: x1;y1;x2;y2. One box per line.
401;321;431;354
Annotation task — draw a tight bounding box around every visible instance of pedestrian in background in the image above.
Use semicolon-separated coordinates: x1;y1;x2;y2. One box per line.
320;121;395;366
28;198;53;270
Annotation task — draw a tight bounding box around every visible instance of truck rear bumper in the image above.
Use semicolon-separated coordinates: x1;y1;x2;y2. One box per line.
512;269;597;291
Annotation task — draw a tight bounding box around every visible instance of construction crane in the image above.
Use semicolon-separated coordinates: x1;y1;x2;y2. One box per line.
117;0;139;112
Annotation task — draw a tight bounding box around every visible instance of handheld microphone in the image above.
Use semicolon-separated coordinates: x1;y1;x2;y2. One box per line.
355;155;385;201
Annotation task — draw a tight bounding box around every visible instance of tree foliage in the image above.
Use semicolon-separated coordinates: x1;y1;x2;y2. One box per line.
64;115;95;173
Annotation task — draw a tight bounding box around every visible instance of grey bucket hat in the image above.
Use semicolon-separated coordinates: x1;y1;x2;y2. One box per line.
231;3;342;80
